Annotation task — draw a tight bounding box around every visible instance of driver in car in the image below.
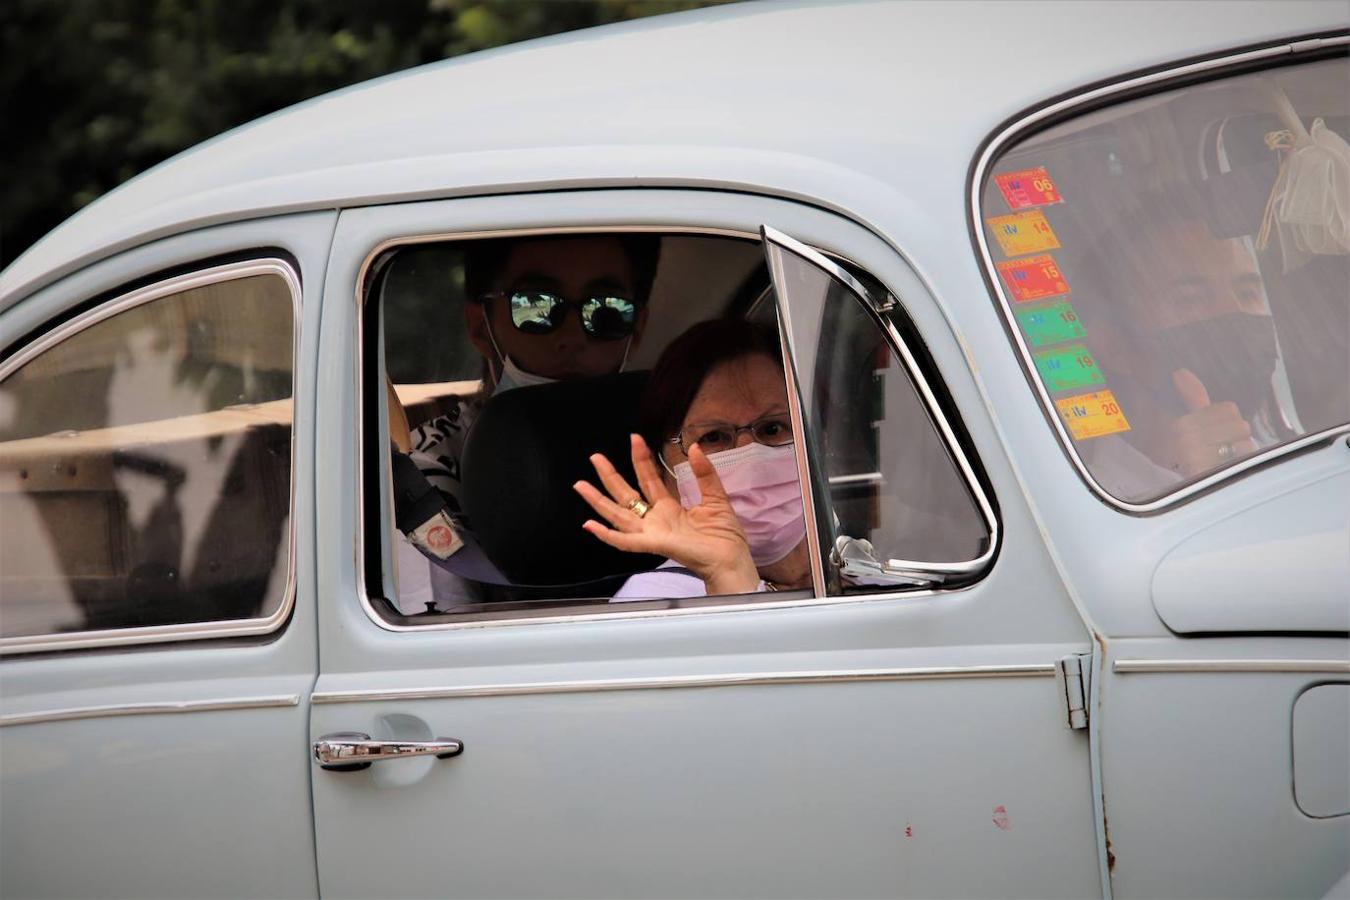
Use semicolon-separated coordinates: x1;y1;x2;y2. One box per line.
389;233;658;609
1079;193;1287;498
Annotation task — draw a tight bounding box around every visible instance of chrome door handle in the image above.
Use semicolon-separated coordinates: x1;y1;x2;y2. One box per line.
313;732;464;771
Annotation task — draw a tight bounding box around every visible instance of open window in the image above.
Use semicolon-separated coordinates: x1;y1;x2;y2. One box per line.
365;227;994;625
368;231;776;622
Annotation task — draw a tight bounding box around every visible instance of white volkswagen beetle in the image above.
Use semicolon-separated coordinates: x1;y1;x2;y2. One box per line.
2;3;1347;898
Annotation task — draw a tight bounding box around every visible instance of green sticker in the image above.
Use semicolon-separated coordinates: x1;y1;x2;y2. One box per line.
1016;300;1086;347
1034;343;1104;392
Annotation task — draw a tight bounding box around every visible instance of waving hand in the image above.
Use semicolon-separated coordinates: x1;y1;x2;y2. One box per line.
573;434;760;595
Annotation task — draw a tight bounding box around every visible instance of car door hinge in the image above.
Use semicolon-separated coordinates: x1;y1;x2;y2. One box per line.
1055;653;1091;730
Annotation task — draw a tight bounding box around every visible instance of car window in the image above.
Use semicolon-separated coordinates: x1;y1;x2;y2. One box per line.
979;56;1350;505
0;264;297;646
374;232;783;621
373;229;993;622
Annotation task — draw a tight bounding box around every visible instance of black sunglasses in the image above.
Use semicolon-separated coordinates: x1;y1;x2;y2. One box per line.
485;290;641;341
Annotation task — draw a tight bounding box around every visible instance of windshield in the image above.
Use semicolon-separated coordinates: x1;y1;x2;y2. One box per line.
981;56;1350;504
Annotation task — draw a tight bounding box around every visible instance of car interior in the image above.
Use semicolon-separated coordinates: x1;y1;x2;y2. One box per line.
370;232;793;620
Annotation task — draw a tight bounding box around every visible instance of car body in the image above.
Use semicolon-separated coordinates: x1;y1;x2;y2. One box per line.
2;2;1347;898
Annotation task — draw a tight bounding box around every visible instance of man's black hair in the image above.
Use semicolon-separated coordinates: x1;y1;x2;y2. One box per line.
463;233;661;303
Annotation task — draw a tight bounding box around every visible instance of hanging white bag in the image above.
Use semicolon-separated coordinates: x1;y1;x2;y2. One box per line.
1258;117;1350;271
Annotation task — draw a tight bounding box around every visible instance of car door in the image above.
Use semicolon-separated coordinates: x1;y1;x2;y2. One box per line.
308;189;1103;899
0;213;331;899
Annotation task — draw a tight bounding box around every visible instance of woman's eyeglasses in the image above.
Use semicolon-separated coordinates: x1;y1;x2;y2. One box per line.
485;290;641;341
670;415;795;456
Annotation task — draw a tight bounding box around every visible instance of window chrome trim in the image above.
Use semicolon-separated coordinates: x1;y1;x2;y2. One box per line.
0;694;301;728
370;583;963;633
312;663;1056;704
355;222;996;633
770;277;830;598
969;35;1350;514
0;260;302;655
1114;658;1350;675
762;225;999;577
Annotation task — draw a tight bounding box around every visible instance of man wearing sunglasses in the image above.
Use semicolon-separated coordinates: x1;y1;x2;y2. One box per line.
465;234;656;389
391;234;659;609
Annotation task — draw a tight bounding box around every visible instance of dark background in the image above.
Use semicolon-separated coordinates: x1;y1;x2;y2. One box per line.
0;0;724;268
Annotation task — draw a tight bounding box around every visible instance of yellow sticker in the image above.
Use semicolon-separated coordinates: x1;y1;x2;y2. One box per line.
1055;390;1131;440
987;210;1061;257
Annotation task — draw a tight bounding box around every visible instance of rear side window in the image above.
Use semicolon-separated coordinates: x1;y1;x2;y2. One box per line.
0;264;297;648
980;56;1350;505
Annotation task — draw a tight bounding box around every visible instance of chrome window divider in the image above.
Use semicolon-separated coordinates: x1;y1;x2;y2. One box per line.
761;225;999;581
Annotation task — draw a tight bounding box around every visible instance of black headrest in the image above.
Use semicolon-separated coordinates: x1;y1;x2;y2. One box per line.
460;373;663;586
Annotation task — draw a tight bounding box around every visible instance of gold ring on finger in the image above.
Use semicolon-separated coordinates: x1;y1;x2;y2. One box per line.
626;497;650;519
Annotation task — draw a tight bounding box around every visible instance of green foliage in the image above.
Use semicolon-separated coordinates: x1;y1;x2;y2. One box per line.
0;0;724;267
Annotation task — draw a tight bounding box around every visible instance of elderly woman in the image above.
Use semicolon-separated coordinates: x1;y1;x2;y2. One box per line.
573;319;812;598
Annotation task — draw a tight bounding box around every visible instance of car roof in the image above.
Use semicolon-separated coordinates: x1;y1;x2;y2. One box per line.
3;0;1344;305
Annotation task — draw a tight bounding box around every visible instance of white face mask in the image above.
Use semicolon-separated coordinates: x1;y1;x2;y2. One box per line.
494;353;557;394
673;442;806;567
483;316;556;394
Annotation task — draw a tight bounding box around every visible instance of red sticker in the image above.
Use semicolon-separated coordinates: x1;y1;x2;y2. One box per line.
992;805;1011;831
427;525;454;551
995;167;1063;209
996;254;1071;302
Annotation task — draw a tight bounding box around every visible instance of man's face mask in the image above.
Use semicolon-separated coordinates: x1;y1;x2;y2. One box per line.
1155;312;1279;420
493;352;557;394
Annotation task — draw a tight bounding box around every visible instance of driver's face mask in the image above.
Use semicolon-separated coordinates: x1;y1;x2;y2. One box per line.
1155;311;1279;420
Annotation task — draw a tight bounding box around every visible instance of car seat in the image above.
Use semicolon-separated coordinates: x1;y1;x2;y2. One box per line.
459;372;664;596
